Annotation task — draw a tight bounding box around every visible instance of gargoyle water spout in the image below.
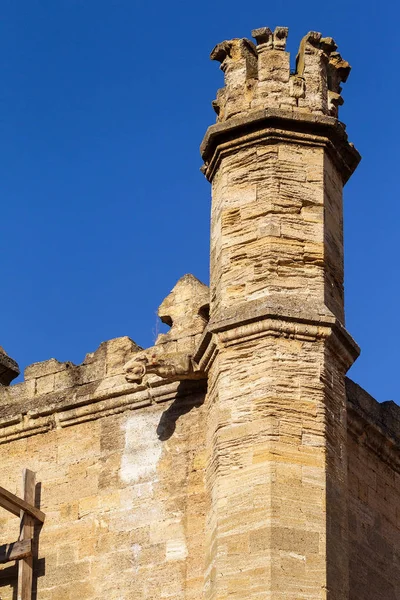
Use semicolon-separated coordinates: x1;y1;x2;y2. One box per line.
124;350;200;385
124;274;209;386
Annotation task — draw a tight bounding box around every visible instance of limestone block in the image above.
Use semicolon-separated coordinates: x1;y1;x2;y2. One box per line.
25;358;72;381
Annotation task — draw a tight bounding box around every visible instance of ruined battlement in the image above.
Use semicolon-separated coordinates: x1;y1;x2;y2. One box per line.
211;26;351;122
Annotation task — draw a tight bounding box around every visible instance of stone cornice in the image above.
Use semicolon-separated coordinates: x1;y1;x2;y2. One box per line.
200;108;361;183
0;376;206;445
194;301;359;373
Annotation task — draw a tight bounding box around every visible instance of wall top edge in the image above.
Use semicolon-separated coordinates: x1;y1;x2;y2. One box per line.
346;377;400;448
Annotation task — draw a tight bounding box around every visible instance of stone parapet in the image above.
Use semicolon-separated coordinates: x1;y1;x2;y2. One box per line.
210;26;351;123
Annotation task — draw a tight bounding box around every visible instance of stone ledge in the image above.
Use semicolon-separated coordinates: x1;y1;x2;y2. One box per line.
200;107;361;183
195;301;359;371
0;375;206;444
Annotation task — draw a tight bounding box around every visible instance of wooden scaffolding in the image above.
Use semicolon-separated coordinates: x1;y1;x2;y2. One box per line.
0;470;45;600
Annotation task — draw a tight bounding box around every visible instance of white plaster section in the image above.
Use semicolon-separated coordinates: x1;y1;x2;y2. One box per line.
120;410;163;484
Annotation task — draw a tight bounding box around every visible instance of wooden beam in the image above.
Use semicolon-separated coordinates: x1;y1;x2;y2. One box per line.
0;494;21;518
0;539;32;564
17;469;35;600
0;484;45;523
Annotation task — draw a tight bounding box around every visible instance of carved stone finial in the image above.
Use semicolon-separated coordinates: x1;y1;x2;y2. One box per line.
157;274;209;343
329;51;351;83
305;30;322;47
210;40;232;66
296;31;323;77
251;27;273;48
320;37;338;55
210;38;257;74
273;27;289;51
252;26;288;51
210;38;257;120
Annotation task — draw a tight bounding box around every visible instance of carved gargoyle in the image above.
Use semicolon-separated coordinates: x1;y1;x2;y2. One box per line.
124;349;201;384
124;274;209;386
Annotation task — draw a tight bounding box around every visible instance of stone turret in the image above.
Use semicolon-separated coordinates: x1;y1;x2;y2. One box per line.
200;27;361;600
202;27;360;326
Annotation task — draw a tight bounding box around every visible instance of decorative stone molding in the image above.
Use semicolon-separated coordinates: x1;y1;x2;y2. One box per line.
0;375;206;444
200;108;360;183
194;309;359;375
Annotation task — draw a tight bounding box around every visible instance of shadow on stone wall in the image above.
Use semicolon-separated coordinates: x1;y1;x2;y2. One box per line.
157;381;206;441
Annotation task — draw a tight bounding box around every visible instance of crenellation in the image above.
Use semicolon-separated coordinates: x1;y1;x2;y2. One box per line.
210;26;352;123
24;358;73;381
251;26;274;48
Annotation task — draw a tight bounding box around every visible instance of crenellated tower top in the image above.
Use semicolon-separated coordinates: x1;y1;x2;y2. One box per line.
210;26;351;122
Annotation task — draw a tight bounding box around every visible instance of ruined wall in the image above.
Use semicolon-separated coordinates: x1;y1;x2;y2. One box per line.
346;379;400;600
0;335;207;600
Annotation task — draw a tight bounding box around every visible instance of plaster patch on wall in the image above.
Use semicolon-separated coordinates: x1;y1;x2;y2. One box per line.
120;410;163;484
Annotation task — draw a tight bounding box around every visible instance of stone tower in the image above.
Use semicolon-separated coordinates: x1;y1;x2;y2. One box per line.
199;27;360;599
1;24;399;600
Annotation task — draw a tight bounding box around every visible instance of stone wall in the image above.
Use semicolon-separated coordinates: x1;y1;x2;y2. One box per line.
0;354;398;599
0;336;207;600
346;379;400;600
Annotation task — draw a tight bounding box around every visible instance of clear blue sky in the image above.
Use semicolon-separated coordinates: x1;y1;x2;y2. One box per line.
1;1;398;403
